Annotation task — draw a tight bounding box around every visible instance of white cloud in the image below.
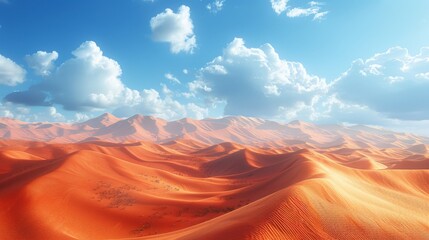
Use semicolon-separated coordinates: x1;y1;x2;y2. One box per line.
194;38;328;118
270;0;288;15
286;2;328;20
0;102;68;122
183;69;189;74
189;80;212;93
4;41;141;111
0;109;13;118
207;0;225;13
313;11;328;20
415;72;429;79
161;83;173;96
202;64;227;75
0;103;15;118
150;5;197;54
25;51;58;76
164;73;181;84
187;103;208;119
333;46;429;120
113;89;207;120
0;54;26;86
182;92;194;99
47;41;141;110
302;94;388;125
74;112;90;122
48;107;65;121
138;89;185;119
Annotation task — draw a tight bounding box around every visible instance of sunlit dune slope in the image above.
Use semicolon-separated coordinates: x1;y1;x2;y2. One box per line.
0;139;428;239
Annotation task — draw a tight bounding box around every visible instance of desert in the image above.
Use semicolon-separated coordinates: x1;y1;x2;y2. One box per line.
0;115;428;239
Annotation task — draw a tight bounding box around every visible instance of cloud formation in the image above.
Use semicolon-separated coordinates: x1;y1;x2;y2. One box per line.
0;54;26;86
150;5;196;54
0;102;66;122
165;73;181;84
334;46;429;120
4;41;140;111
270;1;328;20
25;51;58;76
270;0;288;15
207;0;225;13
286;2;328;20
113;89;208;120
48;106;65;121
192;38;328;118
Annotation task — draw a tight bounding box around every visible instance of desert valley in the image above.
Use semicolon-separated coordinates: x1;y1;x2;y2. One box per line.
0;114;428;239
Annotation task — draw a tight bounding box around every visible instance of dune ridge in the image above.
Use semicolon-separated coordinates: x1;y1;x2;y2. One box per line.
0;137;428;239
1;114;428;149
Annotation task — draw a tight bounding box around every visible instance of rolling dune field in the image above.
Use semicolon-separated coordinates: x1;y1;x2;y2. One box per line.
0;115;428;239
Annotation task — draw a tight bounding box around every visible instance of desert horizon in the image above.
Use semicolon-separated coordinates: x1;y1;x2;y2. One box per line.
1;1;429;239
0;114;428;239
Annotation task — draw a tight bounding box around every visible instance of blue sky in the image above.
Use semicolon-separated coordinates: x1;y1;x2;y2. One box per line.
0;0;429;135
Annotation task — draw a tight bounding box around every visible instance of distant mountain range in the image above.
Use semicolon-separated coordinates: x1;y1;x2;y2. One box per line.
1;113;428;149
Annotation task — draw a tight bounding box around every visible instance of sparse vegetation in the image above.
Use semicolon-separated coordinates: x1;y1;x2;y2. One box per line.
131;222;151;236
93;181;140;209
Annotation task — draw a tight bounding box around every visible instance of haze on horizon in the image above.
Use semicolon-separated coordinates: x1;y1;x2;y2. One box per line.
0;0;429;136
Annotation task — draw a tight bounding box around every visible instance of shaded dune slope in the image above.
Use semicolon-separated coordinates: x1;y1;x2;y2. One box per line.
0;140;428;239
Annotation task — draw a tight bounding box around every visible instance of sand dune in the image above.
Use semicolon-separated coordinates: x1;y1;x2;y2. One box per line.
0;137;428;239
1;114;428;148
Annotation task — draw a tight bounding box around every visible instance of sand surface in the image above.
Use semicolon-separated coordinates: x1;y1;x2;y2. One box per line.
1;137;428;239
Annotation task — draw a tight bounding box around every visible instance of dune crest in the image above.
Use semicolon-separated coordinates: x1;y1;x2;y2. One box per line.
0;136;428;239
1;114;428;148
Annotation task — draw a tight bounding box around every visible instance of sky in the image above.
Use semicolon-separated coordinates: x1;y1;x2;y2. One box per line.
0;0;429;135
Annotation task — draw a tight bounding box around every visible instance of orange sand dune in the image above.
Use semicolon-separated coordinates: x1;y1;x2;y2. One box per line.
0;138;428;239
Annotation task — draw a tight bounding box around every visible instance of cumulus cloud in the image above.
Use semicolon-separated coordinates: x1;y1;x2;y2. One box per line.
333;46;429;120
0;102;67;122
4;41;141;111
48;107;65;121
192;38;328;118
150;5;196;54
164;73;181;84
207;0;225;13
113;89;208;120
187;103;208;119
270;0;288;15
286;1;328;20
161;83;173;96
0;54;26;86
25;51;58;76
189;80;212;93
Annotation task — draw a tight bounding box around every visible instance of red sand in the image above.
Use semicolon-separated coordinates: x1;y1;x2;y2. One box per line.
1;138;428;239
